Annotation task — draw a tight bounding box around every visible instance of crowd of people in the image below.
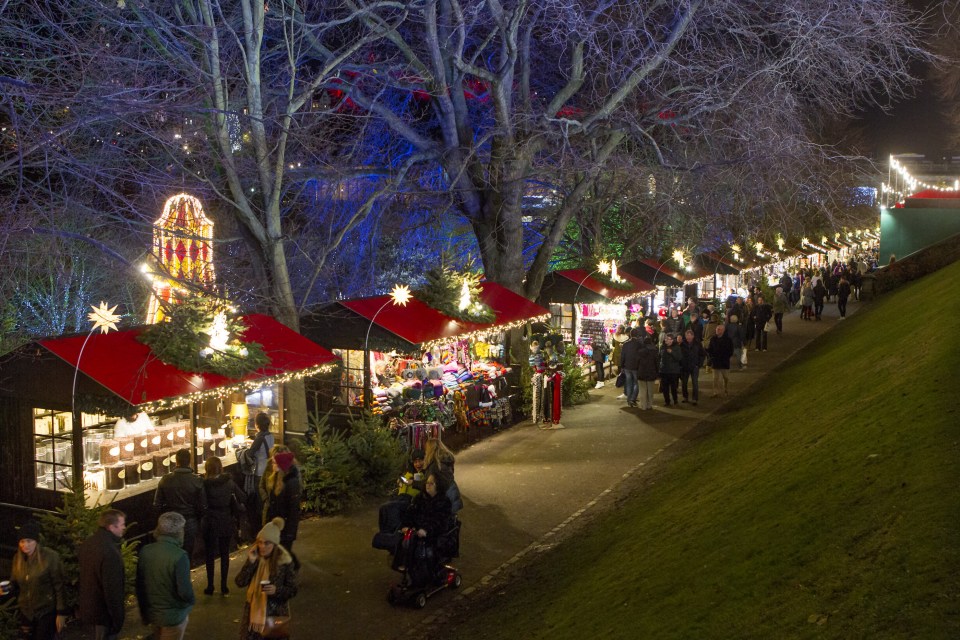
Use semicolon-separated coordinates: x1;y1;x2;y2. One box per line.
0;255;873;639
2;412;302;640
607;256;869;409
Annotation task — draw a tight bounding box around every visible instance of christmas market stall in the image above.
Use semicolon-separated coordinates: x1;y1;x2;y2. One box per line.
0;313;338;524
301;277;550;445
536;264;654;378
619;258;687;315
693;252;742;302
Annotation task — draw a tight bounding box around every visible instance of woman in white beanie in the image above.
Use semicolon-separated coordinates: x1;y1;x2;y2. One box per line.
235;517;298;639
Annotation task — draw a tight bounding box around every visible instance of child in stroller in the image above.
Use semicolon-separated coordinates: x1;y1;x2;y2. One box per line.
374;472;462;607
377;448;426;535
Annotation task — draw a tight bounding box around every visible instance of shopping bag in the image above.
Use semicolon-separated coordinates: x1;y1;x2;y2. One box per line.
741;349;748;366
615;371;625;388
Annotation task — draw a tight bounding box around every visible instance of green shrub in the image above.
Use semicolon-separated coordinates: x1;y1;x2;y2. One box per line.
560;344;591;406
0;598;17;640
298;411;405;516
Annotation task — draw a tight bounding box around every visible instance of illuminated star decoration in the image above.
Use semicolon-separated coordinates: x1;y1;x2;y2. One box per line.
390;284;412;306
88;302;121;334
597;260;611;276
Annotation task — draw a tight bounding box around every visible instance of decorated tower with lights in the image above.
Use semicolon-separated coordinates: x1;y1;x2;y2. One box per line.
144;194;216;324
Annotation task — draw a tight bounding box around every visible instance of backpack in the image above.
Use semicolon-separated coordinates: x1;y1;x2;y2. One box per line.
237;446;256;476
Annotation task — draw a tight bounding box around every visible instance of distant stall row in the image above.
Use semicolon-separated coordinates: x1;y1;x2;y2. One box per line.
0;239;877;522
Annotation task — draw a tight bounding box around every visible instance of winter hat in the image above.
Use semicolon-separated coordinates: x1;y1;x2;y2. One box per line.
410;448;425;462
18;520;41;542
274;451;295;472
257;517;285;545
154;512;186;540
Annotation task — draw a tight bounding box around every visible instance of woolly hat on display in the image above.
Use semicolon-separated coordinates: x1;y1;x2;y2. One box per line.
257;517;286;545
274;451;295;472
18;520;41;542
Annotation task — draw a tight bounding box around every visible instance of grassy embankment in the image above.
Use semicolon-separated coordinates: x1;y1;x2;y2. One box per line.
439;261;960;639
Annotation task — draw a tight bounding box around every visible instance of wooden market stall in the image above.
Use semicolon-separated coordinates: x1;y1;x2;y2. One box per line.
619;258;686;314
301;282;549;444
0;314;338;535
536;268;654;376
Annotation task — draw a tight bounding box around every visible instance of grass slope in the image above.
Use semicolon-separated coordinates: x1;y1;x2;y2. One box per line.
440;262;960;640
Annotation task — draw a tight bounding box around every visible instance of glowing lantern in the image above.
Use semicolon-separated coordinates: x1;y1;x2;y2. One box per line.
145;194;216;324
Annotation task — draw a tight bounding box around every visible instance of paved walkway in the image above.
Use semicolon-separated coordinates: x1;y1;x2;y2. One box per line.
95;297;858;640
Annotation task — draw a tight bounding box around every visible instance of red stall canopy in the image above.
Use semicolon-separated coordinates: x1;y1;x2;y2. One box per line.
552;268;655;301
341;281;550;347
38;314;339;407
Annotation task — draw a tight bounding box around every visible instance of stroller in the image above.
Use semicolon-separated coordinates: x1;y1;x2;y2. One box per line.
373;516;462;608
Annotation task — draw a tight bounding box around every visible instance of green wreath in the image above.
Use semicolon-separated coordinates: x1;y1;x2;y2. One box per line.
415;266;496;324
592;271;635;291
138;298;269;379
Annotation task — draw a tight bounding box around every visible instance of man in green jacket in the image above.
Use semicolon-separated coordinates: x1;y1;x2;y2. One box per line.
136;512;195;639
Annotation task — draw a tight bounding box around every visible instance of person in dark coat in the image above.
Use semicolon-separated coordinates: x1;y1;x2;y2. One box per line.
679;329;706;406
619;329;643;408
8;520;69;640
154;448;205;561
244;414;275;541
401;473;454;586
837;274;852;318
78;509;127;640
202;456;245;595
706;324;735;398
753;295;773;352
635;336;660;410
590;336;609;388
136;512;195;639
813;278;827;320
658;333;683;406
260;448;302;559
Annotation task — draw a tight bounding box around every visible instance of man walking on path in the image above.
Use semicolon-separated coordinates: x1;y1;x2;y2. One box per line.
707;324;734;398
680;329;706;406
154;448;205;560
837;274;852;318
619;328;642;407
636;336;660;410
78;509;127;640
136;512;195;640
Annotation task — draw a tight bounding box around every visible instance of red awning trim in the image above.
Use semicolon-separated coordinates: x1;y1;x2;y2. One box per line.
553;269;655;302
340;281;550;349
39;314;339;411
636;258;686;282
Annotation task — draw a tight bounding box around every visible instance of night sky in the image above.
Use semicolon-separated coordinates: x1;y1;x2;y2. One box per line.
858;71;954;160
857;0;957;160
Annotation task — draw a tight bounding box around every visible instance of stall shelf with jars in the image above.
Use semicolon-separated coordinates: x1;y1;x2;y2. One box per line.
0;313;338;516
302;280;550;438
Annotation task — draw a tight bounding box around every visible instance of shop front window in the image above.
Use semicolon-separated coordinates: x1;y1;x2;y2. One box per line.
33;408;74;492
550;304;574;342
336;349;365;406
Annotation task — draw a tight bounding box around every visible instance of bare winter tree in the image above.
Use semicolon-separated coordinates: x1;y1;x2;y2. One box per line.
331;0;928;297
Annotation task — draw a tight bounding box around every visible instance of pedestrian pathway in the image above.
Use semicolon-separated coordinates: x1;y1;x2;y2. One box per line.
89;298;859;640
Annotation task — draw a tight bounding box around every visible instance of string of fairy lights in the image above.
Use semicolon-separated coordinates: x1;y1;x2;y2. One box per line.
136;363;338;413
883;155;960;205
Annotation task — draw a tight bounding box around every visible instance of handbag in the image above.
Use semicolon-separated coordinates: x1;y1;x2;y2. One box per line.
615;371;625;388
262;615;292;639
